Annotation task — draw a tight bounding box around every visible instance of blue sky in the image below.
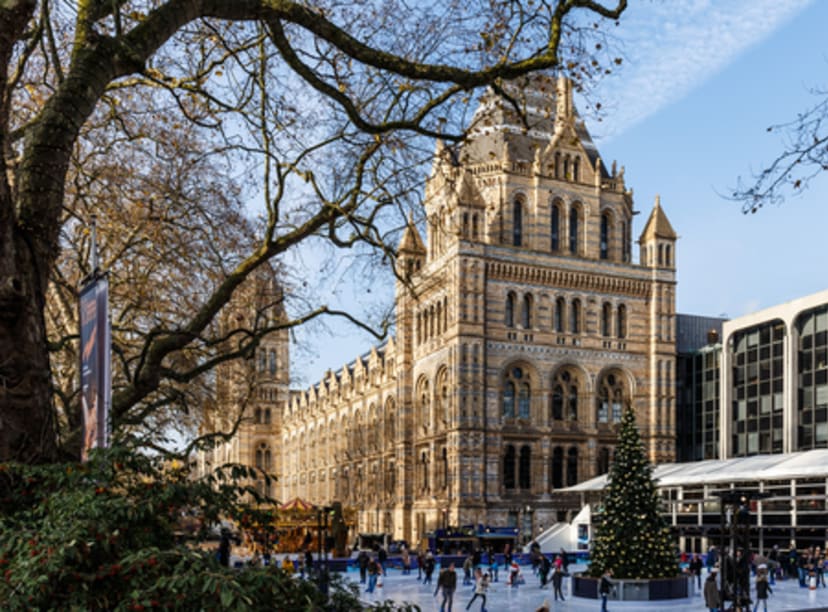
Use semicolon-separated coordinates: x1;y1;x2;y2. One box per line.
291;0;828;386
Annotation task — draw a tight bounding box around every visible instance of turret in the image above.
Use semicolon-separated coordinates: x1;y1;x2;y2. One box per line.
638;195;677;269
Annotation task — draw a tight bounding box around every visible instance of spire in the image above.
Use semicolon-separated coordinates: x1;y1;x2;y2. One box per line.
397;213;426;255
554;75;574;135
639;194;677;242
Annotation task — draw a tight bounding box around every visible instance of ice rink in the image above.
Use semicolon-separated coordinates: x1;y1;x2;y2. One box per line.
352;563;828;611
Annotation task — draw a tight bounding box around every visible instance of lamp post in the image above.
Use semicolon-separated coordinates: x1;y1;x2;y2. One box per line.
714;490;770;612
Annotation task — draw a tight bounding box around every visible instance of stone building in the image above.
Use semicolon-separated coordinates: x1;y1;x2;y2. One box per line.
279;75;678;547
196;269;290;499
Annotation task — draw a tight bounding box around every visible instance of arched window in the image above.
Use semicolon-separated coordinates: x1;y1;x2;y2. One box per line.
462;212;469;238
551;369;579;421
570;299;581;334
264;408;272;425
472;214;479;240
417;377;430;432
521;294;532;328
554;297;565;333
566;447;578;486
573;157;580;182
254;408;262;424
665;244;672;267
518;381;530;419
621;221;629;262
513;199;523;247
550;202;560;251
258;350;266;372
617;305;627;339
597;447;611;475
436;368;450;428
602;302;612;337
569;205;579;254
503;382;516;419
554;152;561;179
385;399;396;443
551;447;564;489
551;385;564;421
503;445;516;489
505;292;516;328
255;442;272;471
597;371;626;424
503;366;531;419
519;445;531;489
600;213;610;260
420;451;429;492
441;447;449;489
269;349;276;375
657;244;664;266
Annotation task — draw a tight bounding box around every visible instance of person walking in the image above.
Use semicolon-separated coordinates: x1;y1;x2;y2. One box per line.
704;568;720;612
465;568;489;611
753;565;772;612
417;549;425;581
435;562;458;612
690;553;703;589
599;568;614;612
552;562;565;601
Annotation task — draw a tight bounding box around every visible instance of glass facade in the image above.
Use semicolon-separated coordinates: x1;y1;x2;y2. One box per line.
676;345;720;461
796;304;828;448
731;320;785;456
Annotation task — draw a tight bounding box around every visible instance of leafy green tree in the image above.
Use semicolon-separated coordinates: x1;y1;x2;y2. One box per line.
589;404;677;579
0;442;418;611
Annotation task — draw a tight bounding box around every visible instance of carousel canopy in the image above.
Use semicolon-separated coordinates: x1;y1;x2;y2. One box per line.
279;497;316;511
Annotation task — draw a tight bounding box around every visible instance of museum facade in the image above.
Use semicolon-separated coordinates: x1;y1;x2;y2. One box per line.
272;76;679;547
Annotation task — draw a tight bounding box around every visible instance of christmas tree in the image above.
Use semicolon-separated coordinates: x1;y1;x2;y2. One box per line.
589;403;678;579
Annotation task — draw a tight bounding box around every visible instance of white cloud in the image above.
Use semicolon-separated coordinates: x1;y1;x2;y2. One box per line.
589;0;813;141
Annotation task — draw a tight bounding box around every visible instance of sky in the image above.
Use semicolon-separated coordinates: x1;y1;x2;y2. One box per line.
290;0;828;387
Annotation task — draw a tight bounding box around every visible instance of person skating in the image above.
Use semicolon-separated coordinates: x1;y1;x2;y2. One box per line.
689;552;703;589
424;550;436;585
465;568;489;611
753;565;772;612
435;562;458;612
365;557;380;593
551;562;565;601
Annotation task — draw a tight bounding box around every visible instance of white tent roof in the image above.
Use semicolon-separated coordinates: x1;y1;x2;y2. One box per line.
564;449;828;492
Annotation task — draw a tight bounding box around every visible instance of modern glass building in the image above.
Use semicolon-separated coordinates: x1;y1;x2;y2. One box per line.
721;289;828;458
676;315;726;462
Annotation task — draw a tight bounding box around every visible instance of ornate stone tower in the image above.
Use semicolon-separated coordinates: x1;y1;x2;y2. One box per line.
278;74;678;545
197;268;289;499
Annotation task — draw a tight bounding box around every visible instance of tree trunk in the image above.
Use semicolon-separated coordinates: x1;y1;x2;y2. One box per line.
0;223;58;463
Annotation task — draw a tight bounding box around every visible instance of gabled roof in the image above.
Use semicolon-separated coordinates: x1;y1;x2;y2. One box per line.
639;195;677;242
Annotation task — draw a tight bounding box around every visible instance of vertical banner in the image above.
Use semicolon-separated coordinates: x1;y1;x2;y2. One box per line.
80;275;111;461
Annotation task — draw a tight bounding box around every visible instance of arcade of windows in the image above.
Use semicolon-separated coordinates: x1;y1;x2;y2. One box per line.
501;367;626;425
505;291;627;339
416;296;449;345
257;349;278;375
512;195;630;263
